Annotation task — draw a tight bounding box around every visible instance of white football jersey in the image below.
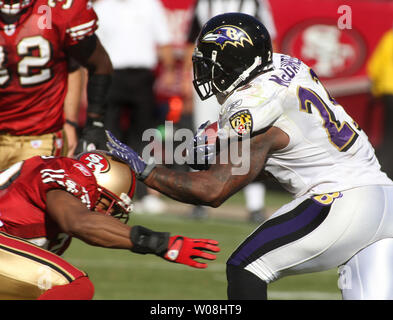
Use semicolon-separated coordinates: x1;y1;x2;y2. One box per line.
218;53;393;197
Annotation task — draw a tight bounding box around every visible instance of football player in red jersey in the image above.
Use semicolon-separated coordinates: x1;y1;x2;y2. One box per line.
0;0;113;170
0;151;220;299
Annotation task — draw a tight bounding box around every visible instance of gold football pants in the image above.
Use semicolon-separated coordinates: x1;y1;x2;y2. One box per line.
0;130;68;171
0;232;87;300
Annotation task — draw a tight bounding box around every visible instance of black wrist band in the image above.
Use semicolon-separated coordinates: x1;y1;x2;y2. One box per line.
87;74;112;116
130;225;169;256
65;119;79;129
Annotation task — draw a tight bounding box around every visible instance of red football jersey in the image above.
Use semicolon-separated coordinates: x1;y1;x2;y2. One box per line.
155;0;196;101
0;0;98;135
0;156;100;255
160;0;196;50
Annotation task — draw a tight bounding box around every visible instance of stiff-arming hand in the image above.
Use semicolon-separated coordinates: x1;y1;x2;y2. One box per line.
162;235;220;269
105;130;155;180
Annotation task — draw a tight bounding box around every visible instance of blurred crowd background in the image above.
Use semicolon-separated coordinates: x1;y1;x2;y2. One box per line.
75;0;393;218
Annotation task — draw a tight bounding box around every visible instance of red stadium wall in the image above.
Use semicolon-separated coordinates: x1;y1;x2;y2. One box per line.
269;0;393;146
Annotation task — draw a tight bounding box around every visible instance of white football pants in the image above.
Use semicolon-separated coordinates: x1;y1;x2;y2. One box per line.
227;185;393;299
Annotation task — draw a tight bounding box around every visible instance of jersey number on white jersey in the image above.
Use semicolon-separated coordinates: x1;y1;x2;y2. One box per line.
297;70;359;152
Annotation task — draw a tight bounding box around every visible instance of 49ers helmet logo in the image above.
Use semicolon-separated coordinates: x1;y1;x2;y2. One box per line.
79;153;110;174
201;25;253;50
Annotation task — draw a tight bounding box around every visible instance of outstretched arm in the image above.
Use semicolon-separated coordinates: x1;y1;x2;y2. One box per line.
145;136;268;207
106;127;288;208
46;189;219;268
47;189;132;249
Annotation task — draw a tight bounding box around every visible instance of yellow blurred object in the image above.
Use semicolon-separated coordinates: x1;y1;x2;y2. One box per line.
367;29;393;97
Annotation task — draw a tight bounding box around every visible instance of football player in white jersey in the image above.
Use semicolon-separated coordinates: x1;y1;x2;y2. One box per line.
105;13;393;300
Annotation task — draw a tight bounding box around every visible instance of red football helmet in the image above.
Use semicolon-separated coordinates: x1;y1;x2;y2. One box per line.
76;150;136;224
0;0;34;15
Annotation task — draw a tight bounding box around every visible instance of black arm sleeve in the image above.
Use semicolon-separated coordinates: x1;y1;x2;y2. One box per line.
67;34;111;118
66;34;98;69
67;56;81;73
86;73;112;117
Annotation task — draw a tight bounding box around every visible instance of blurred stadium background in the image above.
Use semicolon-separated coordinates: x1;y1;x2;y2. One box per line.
74;0;393;300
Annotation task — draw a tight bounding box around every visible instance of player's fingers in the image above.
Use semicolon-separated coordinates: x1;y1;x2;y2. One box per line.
197;244;220;253
109;149;129;163
194;238;219;244
105;130;117;145
193;250;217;260
195;243;220;251
193;238;220;247
189;260;208;269
105;130;128;150
106;141;115;152
106;140;125;153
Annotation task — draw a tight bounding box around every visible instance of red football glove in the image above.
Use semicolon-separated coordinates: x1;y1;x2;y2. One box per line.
163;236;220;269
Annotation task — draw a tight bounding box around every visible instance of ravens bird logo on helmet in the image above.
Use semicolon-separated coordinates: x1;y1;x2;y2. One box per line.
201;25;253;50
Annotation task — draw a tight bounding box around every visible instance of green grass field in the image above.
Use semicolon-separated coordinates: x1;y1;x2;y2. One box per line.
64;190;342;300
